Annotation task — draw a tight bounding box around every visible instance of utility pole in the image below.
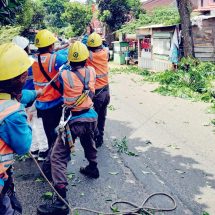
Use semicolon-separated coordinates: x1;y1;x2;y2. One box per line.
176;0;195;57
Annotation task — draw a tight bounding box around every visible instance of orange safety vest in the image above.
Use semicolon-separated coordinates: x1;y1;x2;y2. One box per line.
86;49;109;90
61;67;95;112
32;53;61;102
0;100;21;175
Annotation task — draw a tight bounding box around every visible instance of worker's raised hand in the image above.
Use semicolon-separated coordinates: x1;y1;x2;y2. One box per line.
36;88;43;97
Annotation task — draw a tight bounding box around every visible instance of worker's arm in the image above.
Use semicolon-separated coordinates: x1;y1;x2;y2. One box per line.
55;43;70;52
54;53;68;71
21;89;43;108
0;109;32;155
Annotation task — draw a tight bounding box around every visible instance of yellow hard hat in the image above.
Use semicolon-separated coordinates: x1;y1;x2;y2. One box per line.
87;32;102;48
68;41;89;62
35;29;58;48
0;43;34;81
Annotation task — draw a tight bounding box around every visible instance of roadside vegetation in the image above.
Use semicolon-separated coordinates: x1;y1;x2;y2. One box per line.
118;7;180;34
110;58;215;106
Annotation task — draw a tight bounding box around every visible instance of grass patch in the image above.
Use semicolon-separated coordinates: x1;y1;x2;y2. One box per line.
15;153;30;161
110;58;215;104
113;136;138;157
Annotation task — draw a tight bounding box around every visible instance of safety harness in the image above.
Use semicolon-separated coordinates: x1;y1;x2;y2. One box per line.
57;68;93;152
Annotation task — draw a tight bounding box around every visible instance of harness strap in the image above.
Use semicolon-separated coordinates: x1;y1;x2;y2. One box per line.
66;70;74;88
73;68;90;91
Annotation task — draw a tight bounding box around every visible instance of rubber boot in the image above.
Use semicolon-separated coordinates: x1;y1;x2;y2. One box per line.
80;162;99;179
37;187;69;215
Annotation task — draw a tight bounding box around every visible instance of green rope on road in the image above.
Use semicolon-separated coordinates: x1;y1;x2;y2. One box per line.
30;153;177;215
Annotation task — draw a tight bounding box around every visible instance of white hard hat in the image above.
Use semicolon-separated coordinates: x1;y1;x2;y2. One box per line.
12;36;29;49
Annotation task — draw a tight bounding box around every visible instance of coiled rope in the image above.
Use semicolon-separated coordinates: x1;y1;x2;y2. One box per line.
30;153;177;215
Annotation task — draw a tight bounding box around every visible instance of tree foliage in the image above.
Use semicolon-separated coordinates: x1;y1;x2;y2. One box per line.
16;0;34;28
0;0;23;25
0;25;21;44
41;0;69;28
119;7;180;34
86;0;95;5
127;0;143;19
0;0;45;30
62;2;93;36
98;0;131;31
31;0;46;29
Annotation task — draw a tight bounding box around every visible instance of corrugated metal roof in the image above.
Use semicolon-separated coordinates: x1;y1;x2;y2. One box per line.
137;24;177;30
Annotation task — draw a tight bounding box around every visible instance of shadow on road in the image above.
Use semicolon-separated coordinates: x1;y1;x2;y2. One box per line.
106;118;215;214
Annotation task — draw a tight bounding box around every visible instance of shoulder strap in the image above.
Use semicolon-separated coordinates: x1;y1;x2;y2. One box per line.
73;68;90;91
38;54;62;94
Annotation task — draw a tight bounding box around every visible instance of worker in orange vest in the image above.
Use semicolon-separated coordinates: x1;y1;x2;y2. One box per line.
86;32;110;147
32;29;67;179
0;43;33;214
37;41;98;215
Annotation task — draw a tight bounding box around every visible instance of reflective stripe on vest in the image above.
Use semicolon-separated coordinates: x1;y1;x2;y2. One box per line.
0;153;13;163
33;81;49;87
61;67;94;111
0;100;21;174
32;53;61;102
89;51;93;61
48;54;56;73
96;73;108;79
27;75;33;80
0;100;21;122
64;95;80;102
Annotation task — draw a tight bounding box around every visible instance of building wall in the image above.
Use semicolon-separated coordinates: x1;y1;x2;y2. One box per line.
197;0;215;10
193;18;215;61
137;26;176;72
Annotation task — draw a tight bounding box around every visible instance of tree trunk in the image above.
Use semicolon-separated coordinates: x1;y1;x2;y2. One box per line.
105;24;115;49
176;0;195;57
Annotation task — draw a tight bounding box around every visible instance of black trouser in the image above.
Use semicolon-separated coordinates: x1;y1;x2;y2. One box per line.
51;120;97;188
37;104;63;150
0;167;21;215
37;104;62;178
93;86;110;142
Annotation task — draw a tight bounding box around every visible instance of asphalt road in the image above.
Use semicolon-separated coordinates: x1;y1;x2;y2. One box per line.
14;71;215;215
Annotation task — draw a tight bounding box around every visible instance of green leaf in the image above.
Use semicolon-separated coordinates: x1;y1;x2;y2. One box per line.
35;177;44;182
42;192;53;200
111;206;119;213
109;172;119;175
67;173;75;180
